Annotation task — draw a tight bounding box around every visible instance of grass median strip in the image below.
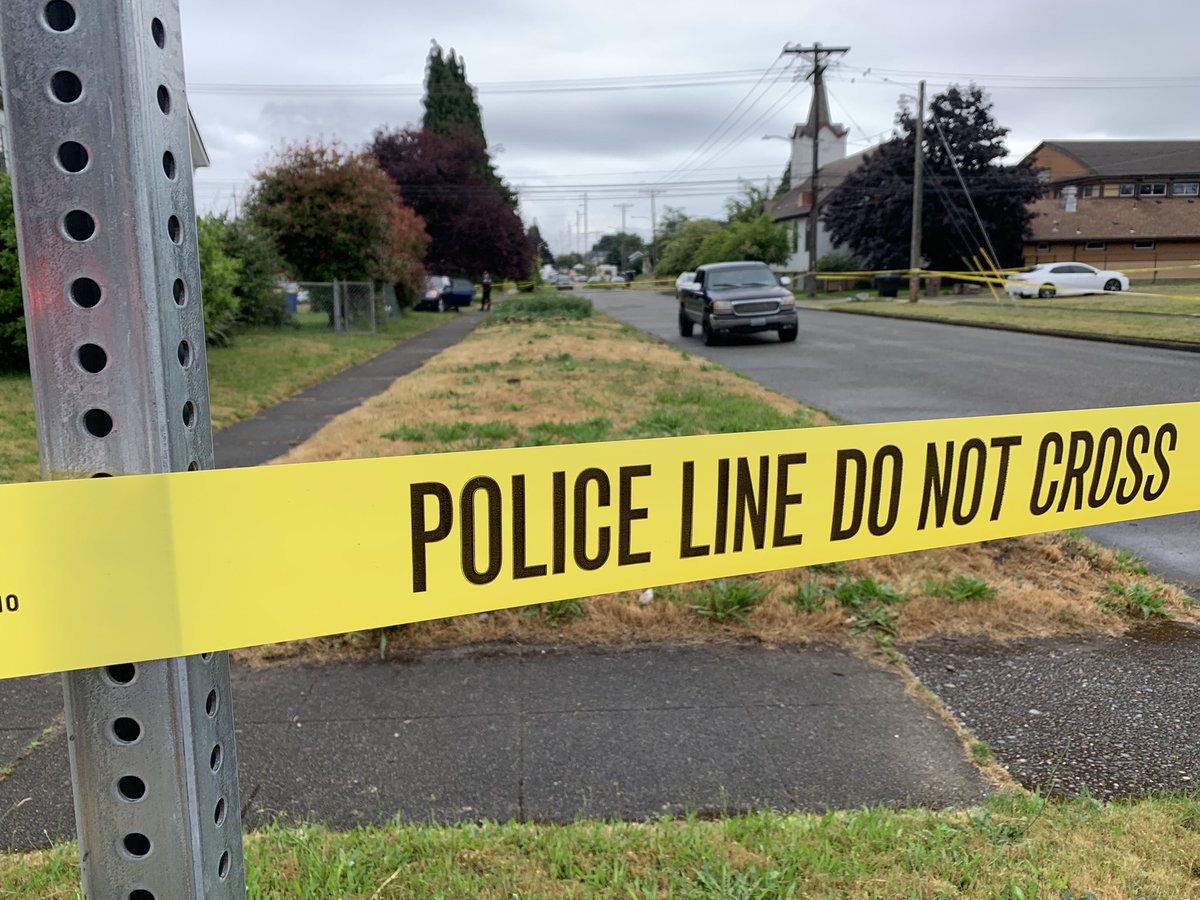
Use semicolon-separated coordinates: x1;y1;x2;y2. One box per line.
809;280;1200;345
250;293;1196;667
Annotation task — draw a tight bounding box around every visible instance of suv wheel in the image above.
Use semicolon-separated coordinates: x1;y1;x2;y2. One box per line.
702;316;720;346
779;326;798;343
679;309;694;337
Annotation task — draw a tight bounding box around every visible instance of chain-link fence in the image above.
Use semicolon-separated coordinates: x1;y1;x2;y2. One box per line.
296;281;377;334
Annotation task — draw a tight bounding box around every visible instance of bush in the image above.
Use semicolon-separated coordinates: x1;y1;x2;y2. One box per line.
223;217;288;328
196;214;242;345
0;172;26;372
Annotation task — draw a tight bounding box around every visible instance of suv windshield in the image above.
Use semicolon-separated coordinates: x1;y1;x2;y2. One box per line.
707;266;776;290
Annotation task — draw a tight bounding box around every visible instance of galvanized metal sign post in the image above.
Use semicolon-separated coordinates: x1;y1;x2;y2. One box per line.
0;2;245;896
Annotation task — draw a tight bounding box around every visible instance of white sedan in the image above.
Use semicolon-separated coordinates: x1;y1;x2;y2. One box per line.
1005;263;1129;299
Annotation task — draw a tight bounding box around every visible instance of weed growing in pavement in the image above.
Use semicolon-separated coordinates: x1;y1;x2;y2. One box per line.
970;741;994;764
688;579;768;623
922;574;998;603
789;582;833;613
1095;580;1168;619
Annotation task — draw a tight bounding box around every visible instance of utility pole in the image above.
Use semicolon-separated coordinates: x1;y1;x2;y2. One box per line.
782;41;850;296
614;202;633;272
640;189;659;271
908;80;926;302
583;191;589;261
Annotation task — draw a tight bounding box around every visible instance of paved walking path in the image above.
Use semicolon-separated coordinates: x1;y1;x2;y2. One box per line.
3;306;1198;852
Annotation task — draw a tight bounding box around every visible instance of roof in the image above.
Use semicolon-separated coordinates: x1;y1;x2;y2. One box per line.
791;80;848;141
1028;141;1200;179
764;149;872;223
1026;196;1200;241
187;104;210;169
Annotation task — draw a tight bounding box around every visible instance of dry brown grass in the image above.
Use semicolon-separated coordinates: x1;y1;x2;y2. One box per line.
232;302;1196;668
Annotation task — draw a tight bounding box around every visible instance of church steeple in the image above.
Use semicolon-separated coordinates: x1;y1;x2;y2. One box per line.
792;80;847;141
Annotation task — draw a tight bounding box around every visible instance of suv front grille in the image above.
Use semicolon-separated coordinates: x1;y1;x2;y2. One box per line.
732;300;779;316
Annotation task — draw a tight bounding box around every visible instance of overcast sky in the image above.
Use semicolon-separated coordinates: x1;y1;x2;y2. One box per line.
179;0;1198;259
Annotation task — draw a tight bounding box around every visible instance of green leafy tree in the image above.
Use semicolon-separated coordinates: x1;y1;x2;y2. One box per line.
555;252;583;269
0;172;26;371
592;232;645;268
693;214;789;267
821;84;1040;271
724;181;774;225
196;214;242;345
656;219;722;275
371;127;529;280
246;141;429;297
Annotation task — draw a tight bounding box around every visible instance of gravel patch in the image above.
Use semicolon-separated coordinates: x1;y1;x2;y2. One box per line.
903;621;1200;799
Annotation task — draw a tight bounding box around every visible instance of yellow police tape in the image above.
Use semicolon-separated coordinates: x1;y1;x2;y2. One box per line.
1;402;1197;680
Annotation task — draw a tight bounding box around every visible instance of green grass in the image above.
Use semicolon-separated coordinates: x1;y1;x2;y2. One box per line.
922;574;1000;603
819;287;1200;344
1095;579;1170;619
9;795;1200;897
0;311;445;484
685;578;768;622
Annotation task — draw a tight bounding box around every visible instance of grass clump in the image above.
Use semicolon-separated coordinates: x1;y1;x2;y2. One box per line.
687;579;768;623
485;293;593;323
1095;580;1169;619
922;574;999;603
788;581;833;613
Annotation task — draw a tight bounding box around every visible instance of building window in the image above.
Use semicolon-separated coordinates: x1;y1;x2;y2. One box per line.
1172;182;1199;196
1036;242;1050;251
1134;240;1156;250
1119;183;1135;197
1084;241;1106;251
1080;185;1094;198
1139;183;1167;196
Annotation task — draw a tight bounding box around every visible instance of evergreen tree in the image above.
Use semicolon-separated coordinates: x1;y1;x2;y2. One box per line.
421;42;512;204
421;42;485;141
527;224;554;265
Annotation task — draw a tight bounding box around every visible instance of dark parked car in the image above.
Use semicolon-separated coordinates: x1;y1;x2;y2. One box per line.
418;276;476;311
678;261;797;344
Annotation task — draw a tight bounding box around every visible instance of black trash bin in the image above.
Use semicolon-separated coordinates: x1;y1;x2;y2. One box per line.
875;274;900;298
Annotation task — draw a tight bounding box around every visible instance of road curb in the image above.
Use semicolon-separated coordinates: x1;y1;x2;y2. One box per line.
807;305;1200;354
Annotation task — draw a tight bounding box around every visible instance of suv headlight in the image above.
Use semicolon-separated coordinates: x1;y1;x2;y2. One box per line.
778;297;795;310
711;300;733;313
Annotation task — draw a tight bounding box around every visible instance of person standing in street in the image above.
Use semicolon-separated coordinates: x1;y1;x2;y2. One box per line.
480;271;492;310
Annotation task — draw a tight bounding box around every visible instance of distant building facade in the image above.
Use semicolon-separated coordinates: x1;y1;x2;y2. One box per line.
1022;140;1200;280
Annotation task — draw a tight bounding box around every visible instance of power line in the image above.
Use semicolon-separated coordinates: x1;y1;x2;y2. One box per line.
188;68;782;97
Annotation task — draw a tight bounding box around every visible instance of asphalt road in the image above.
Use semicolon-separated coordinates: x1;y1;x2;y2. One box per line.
585;288;1200;590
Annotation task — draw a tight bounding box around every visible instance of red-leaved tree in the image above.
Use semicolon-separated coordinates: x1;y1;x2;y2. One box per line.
246;140;429;300
370;127;531;281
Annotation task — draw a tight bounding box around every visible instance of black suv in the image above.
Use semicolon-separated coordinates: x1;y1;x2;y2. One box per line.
678;261;797;345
